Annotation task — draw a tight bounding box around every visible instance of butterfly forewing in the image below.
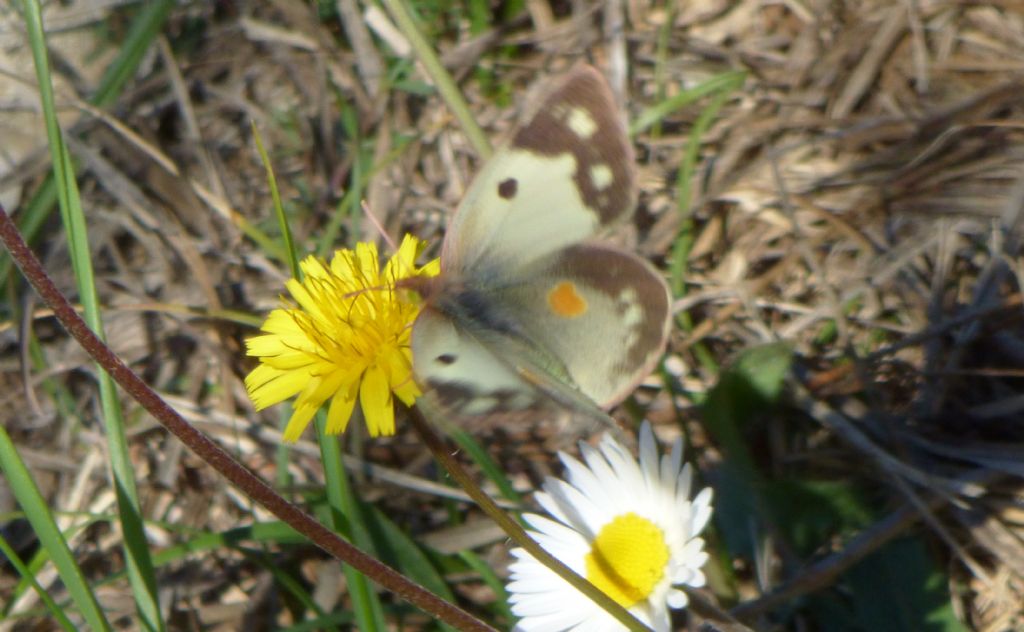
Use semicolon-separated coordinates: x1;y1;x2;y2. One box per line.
442;65;636;275
412;306;622;432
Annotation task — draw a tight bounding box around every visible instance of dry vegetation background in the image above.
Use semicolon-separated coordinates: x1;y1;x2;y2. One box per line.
2;0;1024;630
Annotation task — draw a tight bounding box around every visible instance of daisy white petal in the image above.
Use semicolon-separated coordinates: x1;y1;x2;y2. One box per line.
507;421;714;631
540;478;605;537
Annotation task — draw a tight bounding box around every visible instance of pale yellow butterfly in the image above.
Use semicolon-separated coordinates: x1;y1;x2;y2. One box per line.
406;65;671;431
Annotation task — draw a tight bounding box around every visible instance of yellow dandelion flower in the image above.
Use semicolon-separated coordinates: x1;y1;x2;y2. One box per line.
245;235;439;442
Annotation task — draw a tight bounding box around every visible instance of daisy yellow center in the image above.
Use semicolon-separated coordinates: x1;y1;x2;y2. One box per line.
584;513;668;608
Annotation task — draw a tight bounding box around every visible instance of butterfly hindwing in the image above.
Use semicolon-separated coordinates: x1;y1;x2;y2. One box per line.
412;300;624;431
412;244;670;426
493;244;671;407
442;65;636;275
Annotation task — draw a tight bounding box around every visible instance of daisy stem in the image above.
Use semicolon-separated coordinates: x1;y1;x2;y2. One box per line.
0;203;497;632
407;406;651;632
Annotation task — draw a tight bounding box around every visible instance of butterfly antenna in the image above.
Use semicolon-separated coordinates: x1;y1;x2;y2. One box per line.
361;198;428;287
362;199;399;253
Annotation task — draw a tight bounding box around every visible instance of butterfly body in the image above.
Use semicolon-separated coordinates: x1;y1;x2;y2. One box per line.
410;66;671;429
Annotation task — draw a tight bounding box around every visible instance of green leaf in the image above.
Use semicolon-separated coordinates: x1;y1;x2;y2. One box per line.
763;479;874;556
701;343;793;559
729;343;793;401
844;538;968;632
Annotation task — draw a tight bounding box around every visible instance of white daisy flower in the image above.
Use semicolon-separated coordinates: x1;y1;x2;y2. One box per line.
506;421;713;632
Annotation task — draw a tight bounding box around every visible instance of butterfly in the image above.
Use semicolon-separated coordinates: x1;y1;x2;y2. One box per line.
407;65;671;431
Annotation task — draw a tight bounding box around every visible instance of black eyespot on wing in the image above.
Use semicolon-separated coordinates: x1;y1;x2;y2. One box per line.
498;178;518;199
435;353;457;365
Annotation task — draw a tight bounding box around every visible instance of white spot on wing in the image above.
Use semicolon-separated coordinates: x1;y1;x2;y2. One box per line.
590;164;613;190
619;287;644;329
566;108;597;139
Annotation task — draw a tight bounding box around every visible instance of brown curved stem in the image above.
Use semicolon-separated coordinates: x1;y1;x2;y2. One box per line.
0;204;495;632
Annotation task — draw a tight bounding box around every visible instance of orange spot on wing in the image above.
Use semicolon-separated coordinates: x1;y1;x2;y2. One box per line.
548;281;588;318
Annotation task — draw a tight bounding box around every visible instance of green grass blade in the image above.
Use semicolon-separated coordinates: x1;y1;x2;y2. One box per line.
629;70;746;138
459;550;513;623
364;504;456;601
0;0;176;291
252;123;299;278
449;429;521;503
648;3;678;140
316;129;413;257
253;122;389;629
362;505;457;632
5;515;105;618
342;105;365;244
250;130;298;492
317;423;389;631
0;426;111;630
245;549;341;632
0;179;57;289
664;72;744;375
0;531;77;630
672;82;736;224
381;0;491;159
92;1;177;108
21;1;164;629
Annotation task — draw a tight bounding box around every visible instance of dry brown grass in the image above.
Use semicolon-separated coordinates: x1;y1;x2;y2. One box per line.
2;1;1023;630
